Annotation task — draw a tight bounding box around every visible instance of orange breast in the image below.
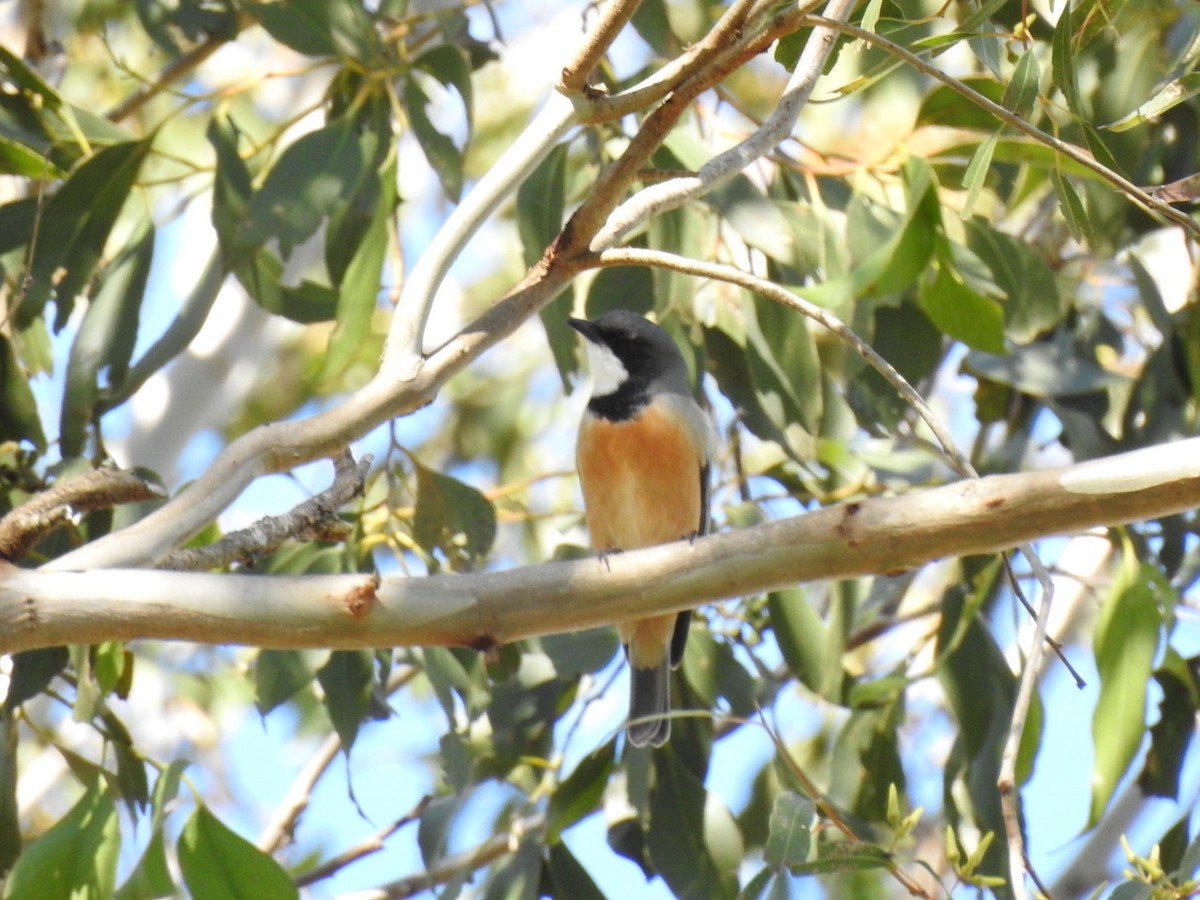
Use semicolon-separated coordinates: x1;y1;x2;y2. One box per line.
577;398;705;553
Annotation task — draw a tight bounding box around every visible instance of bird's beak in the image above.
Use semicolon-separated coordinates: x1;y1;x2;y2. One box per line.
567;317;594;340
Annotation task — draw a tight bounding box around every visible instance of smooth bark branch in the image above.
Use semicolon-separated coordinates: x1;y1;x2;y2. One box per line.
3;439;1198;655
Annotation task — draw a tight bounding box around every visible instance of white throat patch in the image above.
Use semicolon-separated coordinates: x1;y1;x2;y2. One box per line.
585;341;628;397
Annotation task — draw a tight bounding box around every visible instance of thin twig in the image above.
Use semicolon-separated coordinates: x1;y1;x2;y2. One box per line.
258;664;419;854
337;812;546;900
160;451;370;571
558;0;643;93
577;0;766;123
762;711;935;898
380;92;576;377
590;0;855;250
807;15;1200;239
105;11;254;123
998;547;1056;900
293;797;432;888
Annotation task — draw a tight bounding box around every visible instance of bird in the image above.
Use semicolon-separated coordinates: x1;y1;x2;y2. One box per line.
569;309;715;748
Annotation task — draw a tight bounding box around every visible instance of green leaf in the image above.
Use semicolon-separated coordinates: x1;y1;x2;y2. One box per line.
934;566;1017;881
60;223;153;458
1002;49;1041;120
703;324;795;460
3;647;68;710
233;253;340;324
412;460;497;568
93;641;127;697
0;45;89;161
481;834;541;900
0;711;18;875
245;0;373;59
1050;169;1092;246
540;628;620;679
2;782;120;900
115;760;188;900
1138;664;1196;799
321;152;396;382
255;649;317;716
21;137;152;330
966;220;1064;342
316;649;374;753
547;741;615;843
177;805;297;900
769;588;834;697
647;747;741;899
803;157;939;307
112;738;150;817
788;841;893;875
545;843;606;900
1089;543;1165;825
208;111;253;263
1073;0;1128;49
414;45;474;139
1104;71;1200;132
680;628;757;718
918;77;1007;131
959;133;997;220
763;793;814;871
239;118;371;259
404;76;463;203
518;143;576;388
518;143;568;270
1051;1;1083;116
918;262;1005;353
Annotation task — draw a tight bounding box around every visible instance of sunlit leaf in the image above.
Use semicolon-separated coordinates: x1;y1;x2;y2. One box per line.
2;782;120;900
177;805;297;900
918;262;1005;353
321;152;396;382
1089;542;1166;825
769;588;834;697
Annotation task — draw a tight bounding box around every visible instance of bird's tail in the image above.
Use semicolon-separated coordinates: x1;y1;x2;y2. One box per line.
627;662;670;748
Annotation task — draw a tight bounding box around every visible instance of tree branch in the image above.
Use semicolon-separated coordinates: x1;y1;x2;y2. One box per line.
0;463;165;562
557;0;643;93
160;451;370;571
339;812;546;900
5;439;1199;654
590;0;856;251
